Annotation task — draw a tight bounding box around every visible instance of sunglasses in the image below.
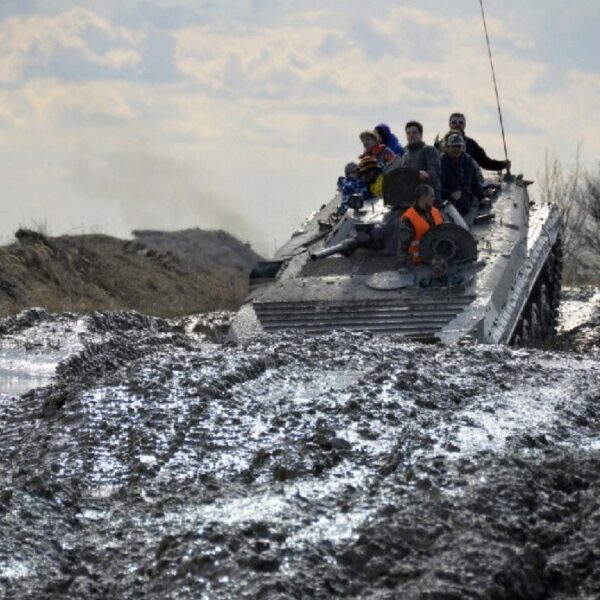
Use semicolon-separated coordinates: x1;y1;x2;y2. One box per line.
450;119;465;125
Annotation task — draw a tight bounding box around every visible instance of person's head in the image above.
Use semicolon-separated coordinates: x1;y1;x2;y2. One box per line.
444;132;465;160
414;184;434;210
405;121;423;144
359;130;379;152
444;129;464;142
374;123;391;144
358;156;380;182
344;161;359;178
449;112;466;132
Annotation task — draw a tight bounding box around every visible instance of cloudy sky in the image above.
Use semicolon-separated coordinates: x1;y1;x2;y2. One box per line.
0;1;598;254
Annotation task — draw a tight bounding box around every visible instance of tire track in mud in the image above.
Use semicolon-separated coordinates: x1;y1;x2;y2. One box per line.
3;320;188;487
307;348;600;599
0;314;599;598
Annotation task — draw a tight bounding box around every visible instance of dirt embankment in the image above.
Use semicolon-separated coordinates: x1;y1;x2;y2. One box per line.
0;228;261;318
132;228;261;273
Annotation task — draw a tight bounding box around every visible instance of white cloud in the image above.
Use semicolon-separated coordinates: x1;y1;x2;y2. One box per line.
24;80;138;122
0;8;141;82
0;3;598;253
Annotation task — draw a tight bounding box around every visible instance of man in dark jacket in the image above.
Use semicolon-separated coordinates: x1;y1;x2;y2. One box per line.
400;121;441;204
441;133;488;216
449;112;511;172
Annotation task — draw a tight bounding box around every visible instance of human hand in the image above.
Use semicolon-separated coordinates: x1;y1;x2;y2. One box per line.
419;170;429;181
450;191;462;200
504;159;512;170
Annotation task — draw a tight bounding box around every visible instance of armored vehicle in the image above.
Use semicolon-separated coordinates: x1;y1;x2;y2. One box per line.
230;167;562;346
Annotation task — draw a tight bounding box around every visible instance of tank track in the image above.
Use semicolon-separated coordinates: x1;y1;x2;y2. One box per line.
510;235;563;348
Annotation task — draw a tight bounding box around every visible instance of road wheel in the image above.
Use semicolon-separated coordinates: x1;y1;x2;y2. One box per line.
529;303;542;345
538;283;554;338
520;318;531;346
543;251;555;285
541;241;563;327
550;237;563;311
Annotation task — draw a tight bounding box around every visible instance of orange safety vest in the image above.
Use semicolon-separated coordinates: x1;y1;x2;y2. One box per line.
400;206;444;264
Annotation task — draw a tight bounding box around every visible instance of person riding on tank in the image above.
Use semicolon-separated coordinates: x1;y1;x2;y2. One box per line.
338;162;360;214
448;112;511;172
356;156;384;200
400;121;442;205
396;184;445;270
441;133;490;218
374;123;404;157
359;130;396;168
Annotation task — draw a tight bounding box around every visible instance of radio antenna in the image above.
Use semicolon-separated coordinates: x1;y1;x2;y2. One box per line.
479;0;510;173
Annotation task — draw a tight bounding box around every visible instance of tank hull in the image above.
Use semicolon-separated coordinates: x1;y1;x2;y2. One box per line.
230;177;562;345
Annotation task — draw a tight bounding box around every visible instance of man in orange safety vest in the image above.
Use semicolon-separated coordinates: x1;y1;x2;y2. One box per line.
397;184;444;270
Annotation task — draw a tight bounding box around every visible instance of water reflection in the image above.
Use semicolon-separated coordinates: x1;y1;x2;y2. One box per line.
0;352;56;395
0;372;52;396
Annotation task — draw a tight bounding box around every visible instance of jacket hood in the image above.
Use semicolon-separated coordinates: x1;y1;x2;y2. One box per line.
375;123;392;143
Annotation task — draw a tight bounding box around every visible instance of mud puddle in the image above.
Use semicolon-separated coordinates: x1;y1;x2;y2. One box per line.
555;286;600;352
0;309;94;396
558;286;600;332
0;297;598;599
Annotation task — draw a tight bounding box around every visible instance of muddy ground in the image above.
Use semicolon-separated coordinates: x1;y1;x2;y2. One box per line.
0;291;598;599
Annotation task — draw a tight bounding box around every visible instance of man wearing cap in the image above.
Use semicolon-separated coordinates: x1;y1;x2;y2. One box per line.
441;133;489;216
448;113;511;172
396;184;444;270
400;121;442;205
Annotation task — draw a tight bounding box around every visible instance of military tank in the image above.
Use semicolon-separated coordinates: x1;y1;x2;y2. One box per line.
230;166;563;346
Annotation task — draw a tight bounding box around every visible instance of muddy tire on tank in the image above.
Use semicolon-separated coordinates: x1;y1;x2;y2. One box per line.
519;318;531;346
528;303;542;345
537;283;554;338
510;235;563;348
543;252;558;295
510;307;527;348
548;237;563;325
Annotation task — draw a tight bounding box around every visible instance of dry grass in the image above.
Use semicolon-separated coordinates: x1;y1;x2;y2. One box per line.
0;230;254;318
